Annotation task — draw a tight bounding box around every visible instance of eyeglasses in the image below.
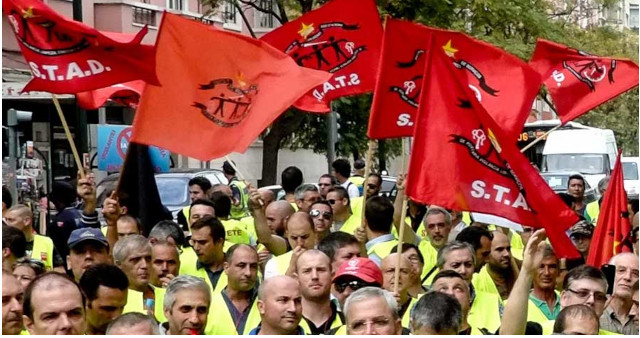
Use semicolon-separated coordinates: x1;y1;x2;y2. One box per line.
310;209;332;220
335;280;372;293
566;288;607;303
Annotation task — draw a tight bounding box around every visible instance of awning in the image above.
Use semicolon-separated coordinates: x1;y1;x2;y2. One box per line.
2;82;74;100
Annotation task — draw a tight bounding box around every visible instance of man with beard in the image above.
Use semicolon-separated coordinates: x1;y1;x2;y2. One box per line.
207;244;261;335
296;250;343;334
249;275;305;335
417;207;455;282
79;264;129;335
472;231;517;301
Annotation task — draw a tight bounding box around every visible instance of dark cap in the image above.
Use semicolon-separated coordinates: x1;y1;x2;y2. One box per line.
222;160;236;175
570;220;594;238
68;228;109;249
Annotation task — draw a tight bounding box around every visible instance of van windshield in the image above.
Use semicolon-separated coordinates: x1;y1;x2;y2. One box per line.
545;154;605;174
622;162;639;180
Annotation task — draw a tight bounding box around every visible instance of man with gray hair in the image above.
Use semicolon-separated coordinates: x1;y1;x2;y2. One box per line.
295;184;321;213
160;275;210;335
416;207;454;282
113;235;156;317
600;252;639;334
106;313;160;335
343;286;403;335
410;291;462;335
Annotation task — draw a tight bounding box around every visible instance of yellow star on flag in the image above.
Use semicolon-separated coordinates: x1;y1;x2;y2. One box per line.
298;22;314;39
21;6;36;19
442;40;458;57
235;72;247;88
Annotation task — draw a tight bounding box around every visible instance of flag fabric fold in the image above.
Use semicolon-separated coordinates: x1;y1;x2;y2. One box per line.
529;39;639;123
368;19;541;140
260;0;383;113
75;80;145;110
2;0;158;94
406;43;581;258
130;13;331;160
587;150;633;267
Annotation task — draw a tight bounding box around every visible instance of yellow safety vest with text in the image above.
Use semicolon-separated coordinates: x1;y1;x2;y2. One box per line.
31;234;54;270
221;219;253;245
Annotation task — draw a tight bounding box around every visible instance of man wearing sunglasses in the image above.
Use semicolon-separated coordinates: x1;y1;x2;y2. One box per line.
500;229;616;335
309;201;334;242
350;174;383;224
331;257;383;310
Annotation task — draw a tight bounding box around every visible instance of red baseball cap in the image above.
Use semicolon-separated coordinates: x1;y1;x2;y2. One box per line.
332;257;383;285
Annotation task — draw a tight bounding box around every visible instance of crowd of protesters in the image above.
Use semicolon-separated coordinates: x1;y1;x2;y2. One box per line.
2;160;639;335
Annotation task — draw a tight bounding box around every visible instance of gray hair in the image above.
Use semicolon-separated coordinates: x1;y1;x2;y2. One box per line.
113;235;151;264
344;287;398;321
294;184;319;201
437;241;476;268
410;291;462;334
425;206;452;226
598;176;610;194
163;275;210;311
106;312;160;335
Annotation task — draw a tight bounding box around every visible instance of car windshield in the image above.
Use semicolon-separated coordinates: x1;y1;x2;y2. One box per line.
542;174;570;191
545;154;605;175
155;177;189;206
622;162;639;180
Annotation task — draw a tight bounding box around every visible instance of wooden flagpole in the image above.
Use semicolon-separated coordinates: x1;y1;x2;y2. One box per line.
52;94;85;179
360;140;376;226
393;138;409;294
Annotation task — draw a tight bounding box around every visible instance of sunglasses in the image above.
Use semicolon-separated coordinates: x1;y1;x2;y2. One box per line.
327;199;338;205
335;280;372;293
310;209;332;220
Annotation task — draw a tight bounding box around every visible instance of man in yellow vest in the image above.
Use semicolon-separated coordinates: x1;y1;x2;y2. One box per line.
4;204;62;271
296;250;344;334
294;184;321;213
114;235;158;319
327;186;360;234
391;243;427;297
527;244;562;323
115;215;142;240
222;160;250;220
264;212;318;278
211;191;256;245
586;176;610;225
364;197;400;265
160;275;211;335
500;229;615;335
249;189;292;257
350;173;383;221
176;177;212;231
2;271;24;335
456;226;494;271
150;240;180;288
409;290;462;335
207;244;261;335
185;216;228;294
79;263;129;335
348;159;366;195
310;200;334;242
472;230;517;301
149;220;198;279
249;275;305;334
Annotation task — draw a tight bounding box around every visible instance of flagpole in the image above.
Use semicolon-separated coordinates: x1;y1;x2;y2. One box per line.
224;155;264;206
52;94;85;179
394;137;409;294
520;124;562;153
360;140;376;227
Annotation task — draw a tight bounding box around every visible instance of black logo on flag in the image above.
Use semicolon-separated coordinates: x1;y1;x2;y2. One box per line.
286;22;366;73
192;75;258;128
389;49;425;108
562;59;617;92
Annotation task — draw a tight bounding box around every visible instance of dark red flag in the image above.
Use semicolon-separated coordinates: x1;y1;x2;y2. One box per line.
406;43;580;258
368;19;541;140
587;150;633;267
529;39;639;123
75;80;145;110
2;0;158;94
130;13;331;160
260;0;382;113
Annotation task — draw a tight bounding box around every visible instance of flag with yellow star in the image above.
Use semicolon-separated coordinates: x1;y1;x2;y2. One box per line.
2;0;158;94
261;0;382;113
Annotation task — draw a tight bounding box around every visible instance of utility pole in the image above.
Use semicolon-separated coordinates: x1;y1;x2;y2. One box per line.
327;105;338;173
72;0;88;155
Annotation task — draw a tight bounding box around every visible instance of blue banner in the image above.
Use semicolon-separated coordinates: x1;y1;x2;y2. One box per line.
97;125;170;173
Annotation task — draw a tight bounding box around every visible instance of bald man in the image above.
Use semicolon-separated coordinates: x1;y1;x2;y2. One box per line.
264;212;318;278
250;188;296;256
257;188;276;207
381;253;415;327
472;230;518;301
250;275;304;335
266;201;295;237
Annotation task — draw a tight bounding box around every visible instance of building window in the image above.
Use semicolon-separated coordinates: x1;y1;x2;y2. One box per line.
255;0;275;28
194;17;216;26
168;0;184;11
631;5;639;29
223;2;237;24
133;7;156;26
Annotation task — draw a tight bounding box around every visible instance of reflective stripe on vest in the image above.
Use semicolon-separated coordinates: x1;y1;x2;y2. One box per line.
31;235;54;270
367;239;398;263
230;179;250;219
206;290;261;335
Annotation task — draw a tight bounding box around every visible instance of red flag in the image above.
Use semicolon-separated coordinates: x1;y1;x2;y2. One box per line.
130;13;331;160
587;150;633;267
260;0;382;113
529;39;639;123
406;43;581;258
75;80;145;110
2;0;158;94
368;19;541;140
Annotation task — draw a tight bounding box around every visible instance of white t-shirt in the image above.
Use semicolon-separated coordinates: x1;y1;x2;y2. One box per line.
341;180;360;199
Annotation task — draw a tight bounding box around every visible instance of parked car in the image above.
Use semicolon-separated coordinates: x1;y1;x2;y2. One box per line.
622;157;640;199
540;171;599;204
96;169;227;220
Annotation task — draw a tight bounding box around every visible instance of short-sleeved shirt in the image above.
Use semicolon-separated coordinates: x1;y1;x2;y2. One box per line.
599;306;639;335
341;180;360;199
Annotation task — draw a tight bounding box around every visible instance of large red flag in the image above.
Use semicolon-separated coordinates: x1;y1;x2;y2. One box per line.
260;0;382;113
368;19;541;140
587;150;633;267
406;43;580;258
529;39;639;123
75;80;145;110
130;13;331;160
2;0;158;94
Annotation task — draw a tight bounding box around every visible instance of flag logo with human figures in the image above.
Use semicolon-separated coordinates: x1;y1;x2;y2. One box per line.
192;73;258;128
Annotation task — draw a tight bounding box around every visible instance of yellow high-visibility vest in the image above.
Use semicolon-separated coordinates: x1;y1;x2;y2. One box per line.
205;290;261;335
31;234;54;270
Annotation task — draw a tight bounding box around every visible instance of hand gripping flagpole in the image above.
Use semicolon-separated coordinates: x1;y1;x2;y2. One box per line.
394;138;409;294
52;94;86;179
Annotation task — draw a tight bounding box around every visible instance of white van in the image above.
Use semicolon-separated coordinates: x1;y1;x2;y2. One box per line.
622;157;640;198
542;128;618;189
